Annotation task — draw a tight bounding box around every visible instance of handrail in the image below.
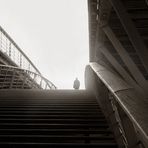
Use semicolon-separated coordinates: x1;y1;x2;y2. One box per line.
0;26;40;74
86;62;148;148
0;64;56;89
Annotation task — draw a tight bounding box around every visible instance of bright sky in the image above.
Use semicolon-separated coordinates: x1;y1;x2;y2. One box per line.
0;0;89;89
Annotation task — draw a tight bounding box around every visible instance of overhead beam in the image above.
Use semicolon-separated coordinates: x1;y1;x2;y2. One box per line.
103;26;148;91
93;24;147;94
98;45;146;96
108;0;148;72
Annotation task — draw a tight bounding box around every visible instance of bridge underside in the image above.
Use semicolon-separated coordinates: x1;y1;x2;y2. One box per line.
88;0;148;94
0;26;56;89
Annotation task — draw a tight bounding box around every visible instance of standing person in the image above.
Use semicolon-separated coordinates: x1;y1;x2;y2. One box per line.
73;78;80;90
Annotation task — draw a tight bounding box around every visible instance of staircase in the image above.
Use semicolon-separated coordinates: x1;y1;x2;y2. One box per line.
0;66;39;89
0;90;118;148
0;65;56;89
0;69;31;89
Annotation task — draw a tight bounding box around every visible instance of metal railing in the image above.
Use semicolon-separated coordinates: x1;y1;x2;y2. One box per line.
85;62;148;148
0;64;56;89
0;26;40;74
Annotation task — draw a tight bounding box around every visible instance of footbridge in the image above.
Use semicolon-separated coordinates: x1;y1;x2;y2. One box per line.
0;0;148;148
0;26;56;89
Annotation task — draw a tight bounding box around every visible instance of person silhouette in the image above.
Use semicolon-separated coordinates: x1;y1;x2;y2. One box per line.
73;78;80;90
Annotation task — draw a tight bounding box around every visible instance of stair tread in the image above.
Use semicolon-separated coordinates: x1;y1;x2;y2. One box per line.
0;128;113;134
0;135;115;138
0;142;118;146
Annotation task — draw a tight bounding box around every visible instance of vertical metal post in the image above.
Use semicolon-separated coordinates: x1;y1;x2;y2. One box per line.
45;83;48;89
40;78;43;88
20;54;22;68
9;42;11;57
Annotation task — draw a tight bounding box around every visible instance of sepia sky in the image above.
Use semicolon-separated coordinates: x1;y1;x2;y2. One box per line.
0;0;89;89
